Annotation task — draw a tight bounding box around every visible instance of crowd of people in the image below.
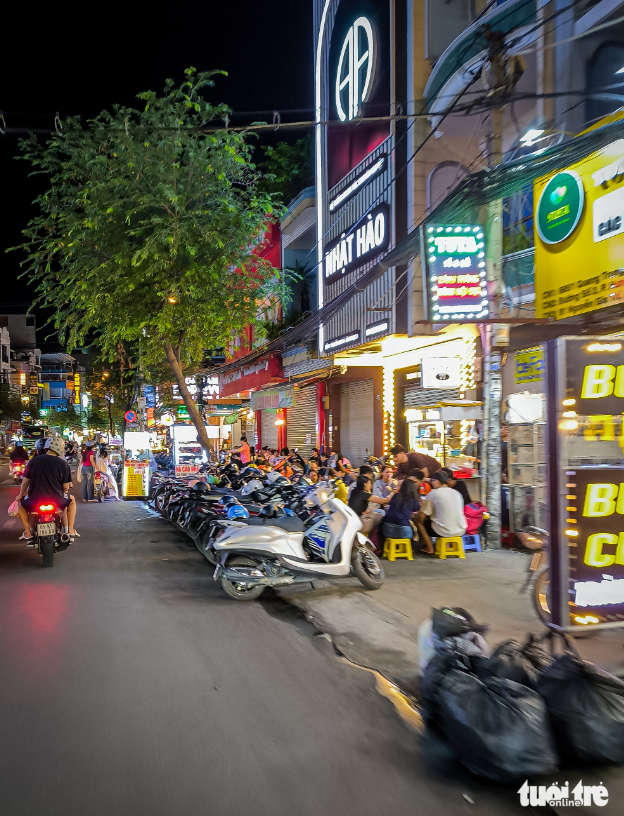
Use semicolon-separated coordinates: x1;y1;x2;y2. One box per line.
229;438;485;554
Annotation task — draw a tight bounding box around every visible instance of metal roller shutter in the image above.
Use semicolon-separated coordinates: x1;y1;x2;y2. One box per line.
287;385;317;458
340;380;374;466
260;410;278;450
404;385;460;407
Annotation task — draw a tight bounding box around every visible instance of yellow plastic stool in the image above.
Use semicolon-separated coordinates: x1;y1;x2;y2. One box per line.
383;538;414;561
435;536;465;559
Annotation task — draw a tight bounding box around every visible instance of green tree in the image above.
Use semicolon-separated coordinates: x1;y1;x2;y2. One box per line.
47;404;83;435
258;137;313;205
0;386;23;424
14;68;285;451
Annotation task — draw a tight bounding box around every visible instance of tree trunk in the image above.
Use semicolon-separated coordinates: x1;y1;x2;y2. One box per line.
107;399;114;435
164;343;211;453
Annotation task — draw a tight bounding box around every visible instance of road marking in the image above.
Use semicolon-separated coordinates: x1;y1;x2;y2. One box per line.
3;519;16;528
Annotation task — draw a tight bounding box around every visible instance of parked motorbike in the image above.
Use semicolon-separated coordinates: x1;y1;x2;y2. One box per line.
212;482;384;601
28;500;70;567
516;526;550;623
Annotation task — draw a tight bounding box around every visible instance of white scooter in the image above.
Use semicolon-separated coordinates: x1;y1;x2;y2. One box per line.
212;482;384;601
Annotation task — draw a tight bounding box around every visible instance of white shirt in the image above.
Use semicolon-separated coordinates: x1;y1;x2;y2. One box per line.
422;486;467;537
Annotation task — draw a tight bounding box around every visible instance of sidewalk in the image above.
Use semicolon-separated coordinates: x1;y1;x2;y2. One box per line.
279;549;624;697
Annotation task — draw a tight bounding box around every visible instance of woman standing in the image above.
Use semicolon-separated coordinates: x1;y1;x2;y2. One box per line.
79;440;97;502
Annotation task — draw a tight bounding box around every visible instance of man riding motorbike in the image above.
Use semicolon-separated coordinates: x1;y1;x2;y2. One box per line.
9;440;29;475
16;436;79;542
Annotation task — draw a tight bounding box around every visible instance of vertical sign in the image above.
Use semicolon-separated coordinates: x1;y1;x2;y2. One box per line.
424;225;489;321
552;337;624;629
74;373;81;405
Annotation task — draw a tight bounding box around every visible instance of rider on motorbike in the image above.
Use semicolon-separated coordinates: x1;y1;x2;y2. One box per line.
9;440;29;475
16;436;78;542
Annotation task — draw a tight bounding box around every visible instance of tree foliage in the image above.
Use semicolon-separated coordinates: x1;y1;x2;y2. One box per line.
258;137;314;206
0;387;24;423
14;68;286;449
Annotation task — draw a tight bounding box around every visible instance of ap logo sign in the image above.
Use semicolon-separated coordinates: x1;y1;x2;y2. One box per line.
518;780;609;807
335;17;375;121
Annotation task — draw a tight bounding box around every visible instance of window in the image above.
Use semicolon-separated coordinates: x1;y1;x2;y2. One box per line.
586;41;624;125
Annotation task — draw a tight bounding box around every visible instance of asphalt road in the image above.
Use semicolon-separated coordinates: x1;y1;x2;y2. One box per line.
0;463;621;816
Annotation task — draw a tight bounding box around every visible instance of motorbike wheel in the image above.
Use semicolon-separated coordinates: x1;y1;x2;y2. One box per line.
221;556;265;601
532;567;551;624
41;537;54;568
352;548;384;590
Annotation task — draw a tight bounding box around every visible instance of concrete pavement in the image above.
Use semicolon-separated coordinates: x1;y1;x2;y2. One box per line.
279;549;624;697
0;466;538;816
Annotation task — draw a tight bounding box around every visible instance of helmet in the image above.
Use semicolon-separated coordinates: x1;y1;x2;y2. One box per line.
223;463;239;475
16;440;23;447
218;494;238;507
266;471;282;484
193;481;210;493
48;437;65;456
226;504;250;520
35;439;46;453
207;475;219;484
273;475;291;486
240;466;261;478
240;479;263;496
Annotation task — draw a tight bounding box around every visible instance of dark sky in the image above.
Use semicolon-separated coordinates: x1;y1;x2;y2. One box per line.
1;1;314;322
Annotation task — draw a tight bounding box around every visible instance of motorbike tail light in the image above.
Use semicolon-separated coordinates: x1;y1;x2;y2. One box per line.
38;504;55;512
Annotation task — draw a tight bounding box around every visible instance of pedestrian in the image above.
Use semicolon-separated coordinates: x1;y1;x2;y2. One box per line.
231;435;251;465
79;439;97;502
390;443;441;481
419;470;467;550
382;477;421;542
441;467;471;506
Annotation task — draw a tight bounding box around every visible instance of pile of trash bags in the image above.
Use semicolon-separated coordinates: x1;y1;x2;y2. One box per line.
418;607;624;782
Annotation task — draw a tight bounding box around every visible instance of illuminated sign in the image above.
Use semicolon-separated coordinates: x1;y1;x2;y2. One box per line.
335;17;375;122
324;204;389;284
536;170;584;245
74;373;80;405
425;224;488;320
365;321;388;337
323;331;361;353
421;357;461;389
535;141;624;319
172;376;219;400
329;155;386;212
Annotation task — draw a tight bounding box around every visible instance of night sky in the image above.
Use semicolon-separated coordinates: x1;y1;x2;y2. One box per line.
1;2;313;325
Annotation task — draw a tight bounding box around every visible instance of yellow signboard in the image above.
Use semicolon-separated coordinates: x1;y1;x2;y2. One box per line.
514;347;544;384
534;139;624;319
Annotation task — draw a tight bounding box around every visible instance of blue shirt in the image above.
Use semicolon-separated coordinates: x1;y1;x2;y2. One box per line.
384;495;420;526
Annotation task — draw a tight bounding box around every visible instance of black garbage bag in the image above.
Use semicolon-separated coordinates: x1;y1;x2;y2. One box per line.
537;653;624;765
486;635;551;689
439;670;559;782
431;607;486;640
421;652;470;725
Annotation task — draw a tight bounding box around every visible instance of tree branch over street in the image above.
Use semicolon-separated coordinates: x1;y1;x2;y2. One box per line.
13;68;287;450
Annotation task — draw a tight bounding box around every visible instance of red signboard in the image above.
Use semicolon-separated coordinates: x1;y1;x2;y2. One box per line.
219;354;284;398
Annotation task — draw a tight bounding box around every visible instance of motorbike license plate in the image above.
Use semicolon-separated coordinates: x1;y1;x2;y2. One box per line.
37;522;56;537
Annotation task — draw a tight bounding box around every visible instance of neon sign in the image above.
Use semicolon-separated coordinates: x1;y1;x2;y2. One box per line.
335;17;375;122
425;224;488;320
324;203;389;284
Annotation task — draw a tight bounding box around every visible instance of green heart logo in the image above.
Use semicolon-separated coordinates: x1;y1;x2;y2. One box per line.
550;185;567;204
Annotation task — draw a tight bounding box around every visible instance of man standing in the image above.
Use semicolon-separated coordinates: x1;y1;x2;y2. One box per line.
390;443;441;480
16;436;78;541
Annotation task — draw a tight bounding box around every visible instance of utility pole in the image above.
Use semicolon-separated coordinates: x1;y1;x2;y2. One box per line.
483;103;505;549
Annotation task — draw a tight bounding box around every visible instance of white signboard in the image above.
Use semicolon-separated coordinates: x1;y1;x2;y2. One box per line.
421;357;461;389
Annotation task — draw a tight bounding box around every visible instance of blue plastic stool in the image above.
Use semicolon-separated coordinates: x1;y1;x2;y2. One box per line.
462;534;482;553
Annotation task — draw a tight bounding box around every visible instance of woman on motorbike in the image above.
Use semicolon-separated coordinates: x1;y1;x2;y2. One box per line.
95;446;120;500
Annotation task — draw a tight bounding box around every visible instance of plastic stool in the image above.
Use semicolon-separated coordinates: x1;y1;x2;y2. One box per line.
462;534;482;553
383;538;414;562
435;536;465;559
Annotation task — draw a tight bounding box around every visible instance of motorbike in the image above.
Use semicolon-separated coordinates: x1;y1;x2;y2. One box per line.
212;481;384;601
29;499;70;567
93;470;110;502
12;461;27;483
516;526;550;623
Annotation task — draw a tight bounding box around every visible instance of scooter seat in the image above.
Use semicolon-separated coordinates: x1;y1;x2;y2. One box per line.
238;516;306;533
